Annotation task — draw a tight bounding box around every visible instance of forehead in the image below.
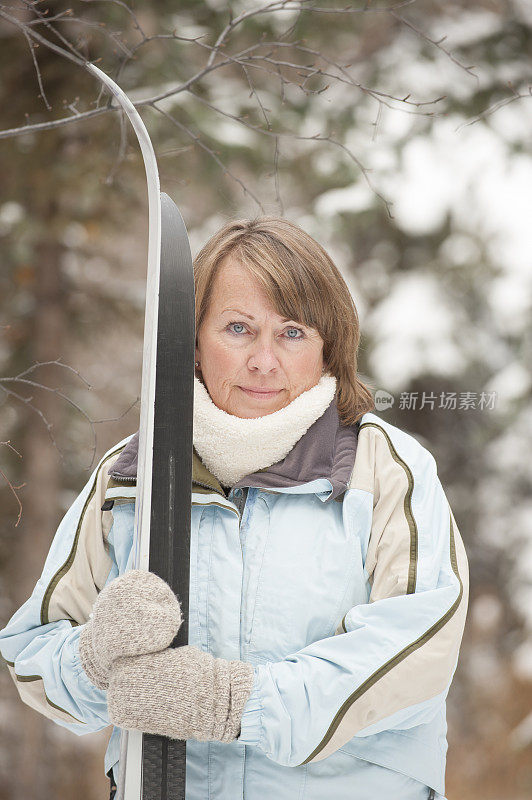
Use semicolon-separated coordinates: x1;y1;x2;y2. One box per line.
209;256;270;309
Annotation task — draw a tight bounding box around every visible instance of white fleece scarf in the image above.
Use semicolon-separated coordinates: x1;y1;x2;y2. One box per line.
193;374;337;487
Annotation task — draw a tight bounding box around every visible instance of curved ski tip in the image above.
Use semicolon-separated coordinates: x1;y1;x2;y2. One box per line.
160;192;186;228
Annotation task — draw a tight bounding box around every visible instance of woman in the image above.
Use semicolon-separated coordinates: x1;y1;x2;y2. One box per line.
0;216;468;800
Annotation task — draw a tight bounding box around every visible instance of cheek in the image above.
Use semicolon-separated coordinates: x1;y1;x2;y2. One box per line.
294;344;323;370
203;335;243;370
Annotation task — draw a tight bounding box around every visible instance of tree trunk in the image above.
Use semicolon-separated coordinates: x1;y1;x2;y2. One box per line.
9;232;66;799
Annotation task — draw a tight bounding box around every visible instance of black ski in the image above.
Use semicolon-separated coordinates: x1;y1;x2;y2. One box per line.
85;64;195;800
142;193;195;800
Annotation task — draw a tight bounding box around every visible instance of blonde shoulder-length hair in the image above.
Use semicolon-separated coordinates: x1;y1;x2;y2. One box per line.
193;216;375;427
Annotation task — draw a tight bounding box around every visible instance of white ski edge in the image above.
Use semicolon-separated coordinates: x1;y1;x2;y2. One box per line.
85;62;161;800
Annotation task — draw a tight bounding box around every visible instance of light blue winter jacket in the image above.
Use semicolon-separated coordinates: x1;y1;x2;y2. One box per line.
0;402;468;799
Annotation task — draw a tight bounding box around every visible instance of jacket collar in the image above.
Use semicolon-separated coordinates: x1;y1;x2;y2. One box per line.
108;397;359;503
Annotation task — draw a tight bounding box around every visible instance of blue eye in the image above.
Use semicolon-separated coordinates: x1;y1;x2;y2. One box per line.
228;322;246;335
286;327;303;339
227;322;304;340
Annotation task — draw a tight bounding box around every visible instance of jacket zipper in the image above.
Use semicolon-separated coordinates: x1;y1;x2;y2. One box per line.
234;487;249;520
234;488;249;563
111;476;224;494
110;475;247;550
237;486;250;791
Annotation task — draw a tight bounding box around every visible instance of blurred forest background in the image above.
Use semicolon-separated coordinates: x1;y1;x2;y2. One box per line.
0;1;531;798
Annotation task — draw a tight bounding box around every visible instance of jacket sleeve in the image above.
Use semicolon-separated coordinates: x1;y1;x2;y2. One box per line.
237;420;469;767
0;442;128;735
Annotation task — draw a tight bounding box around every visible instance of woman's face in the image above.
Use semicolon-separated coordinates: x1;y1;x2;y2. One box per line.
195;256;325;418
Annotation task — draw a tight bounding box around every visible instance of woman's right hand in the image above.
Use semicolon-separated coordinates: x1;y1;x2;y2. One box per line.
78;569;183;690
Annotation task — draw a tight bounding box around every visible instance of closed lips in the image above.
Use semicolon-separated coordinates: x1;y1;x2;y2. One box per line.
241;387;280;392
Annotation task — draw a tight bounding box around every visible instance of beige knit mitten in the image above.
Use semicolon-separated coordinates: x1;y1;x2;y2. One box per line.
79;569;183;691
107;645;254;743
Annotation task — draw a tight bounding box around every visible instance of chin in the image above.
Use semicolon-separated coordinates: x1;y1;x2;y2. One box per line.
235;399;286;418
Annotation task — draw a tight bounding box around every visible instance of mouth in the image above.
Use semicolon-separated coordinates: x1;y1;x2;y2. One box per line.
239;387;282;399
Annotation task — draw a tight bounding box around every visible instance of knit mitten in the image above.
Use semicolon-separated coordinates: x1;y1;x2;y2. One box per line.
107;645;254;743
79;570;183;691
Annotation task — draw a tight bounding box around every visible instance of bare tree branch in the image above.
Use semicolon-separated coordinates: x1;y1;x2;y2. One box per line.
21;23;52;110
372;99;384;142
231;49;446;113
390;9;480;82
276;41;447;109
0;107;109;140
14;359;92;386
25;10;76;28
3;1;413;210
0;441;25;527
283;0;421;13
182;88;394;216
19;1;86;62
152;103;268;213
0;0;479;145
0;360;138;472
77;0;147;39
0;1;509;227
0;7;85;67
206;0;296;70
273;134;285;216
456;83;532;131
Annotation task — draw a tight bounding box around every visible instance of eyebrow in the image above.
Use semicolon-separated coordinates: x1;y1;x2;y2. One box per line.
222;308;256;320
222;307;297;324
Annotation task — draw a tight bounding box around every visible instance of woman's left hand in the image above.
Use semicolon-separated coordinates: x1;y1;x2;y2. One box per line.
107;645;254;743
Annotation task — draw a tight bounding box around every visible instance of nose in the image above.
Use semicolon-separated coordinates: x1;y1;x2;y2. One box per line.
247;334;281;373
